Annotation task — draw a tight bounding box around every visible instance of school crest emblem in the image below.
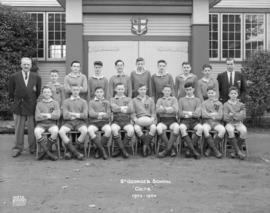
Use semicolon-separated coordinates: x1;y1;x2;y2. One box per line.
131;17;148;36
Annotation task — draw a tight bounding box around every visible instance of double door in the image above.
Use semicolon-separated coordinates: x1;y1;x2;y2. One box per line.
88;41;188;79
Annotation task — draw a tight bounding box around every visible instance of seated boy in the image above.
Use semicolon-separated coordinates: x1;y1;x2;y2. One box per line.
59;84;88;160
179;82;203;159
88;87;111;160
224;86;247;160
156;85;179;158
132;83;156;157
201;87;224;158
110;83;134;158
34;86;60;161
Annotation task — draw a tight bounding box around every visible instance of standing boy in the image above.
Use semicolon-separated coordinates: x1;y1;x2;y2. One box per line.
223;86;247;160
179;82;202;159
130;57;152;98
9;57;42;157
132;84;156;157
197;64;219;102
59;84;88;160
34;86;60;160
156;85;179;158
88;87;111;160
88;61;109;100
110;83;134;158
175;62;198;99
201;87;224;158
47;69;65;109
109;60;132;98
151;60;175;102
64;60;88;99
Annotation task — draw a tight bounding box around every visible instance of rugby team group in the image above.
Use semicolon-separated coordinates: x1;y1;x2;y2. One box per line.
8;57;247;161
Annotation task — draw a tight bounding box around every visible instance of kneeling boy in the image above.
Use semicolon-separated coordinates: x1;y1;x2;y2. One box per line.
132;84;156;157
156;85;179;158
88;87;111;160
179;82;203;159
224;86;247;160
35;86;60;160
201;87;224;158
110;83;134;158
59;84;88;160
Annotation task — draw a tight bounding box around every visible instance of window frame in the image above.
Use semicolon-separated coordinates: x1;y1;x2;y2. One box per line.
220;13;243;61
209;13;220;61
27;12;46;60
243;13;266;60
46;12;66;61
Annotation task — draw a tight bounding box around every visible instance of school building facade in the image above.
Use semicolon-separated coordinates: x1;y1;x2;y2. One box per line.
1;0;270;86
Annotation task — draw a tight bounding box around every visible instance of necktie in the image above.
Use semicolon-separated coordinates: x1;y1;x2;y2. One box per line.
229;72;233;86
25;72;28;80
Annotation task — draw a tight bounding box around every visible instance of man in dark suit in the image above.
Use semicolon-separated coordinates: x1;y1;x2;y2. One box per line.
217;58;246;103
9;57;42;157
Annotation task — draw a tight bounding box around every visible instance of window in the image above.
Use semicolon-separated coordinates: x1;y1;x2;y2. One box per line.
245;14;265;59
209;14;219;59
221;14;242;59
29;13;45;59
47;13;66;59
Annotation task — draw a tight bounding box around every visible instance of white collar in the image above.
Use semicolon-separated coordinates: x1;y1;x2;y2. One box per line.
70;96;80;100
156;72;168;77
201;77;212;82
92;75;104;79
185;95;195;99
68;72;81;78
179;73;193;80
114;95;126;99
42;98;53;103
94;97;105;101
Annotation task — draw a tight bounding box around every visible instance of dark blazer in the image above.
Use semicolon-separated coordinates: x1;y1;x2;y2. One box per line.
9;71;41;115
217;71;246;103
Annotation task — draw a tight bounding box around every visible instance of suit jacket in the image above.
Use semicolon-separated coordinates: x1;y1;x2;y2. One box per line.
9;71;42;115
217;70;246;103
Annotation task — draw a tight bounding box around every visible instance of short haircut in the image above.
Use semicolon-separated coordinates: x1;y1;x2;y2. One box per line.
184;82;194;89
136;57;144;63
162;84;172;90
229;86;239;94
115;82;125;88
95;86;104;92
114;59;124;66
50;69;59;74
182;61;191;66
202;64;212;70
42;86;52;92
226;58;235;63
137;83;147;89
207;86;216;92
157;59;167;65
94;61;103;66
71;60;80;66
21;57;32;63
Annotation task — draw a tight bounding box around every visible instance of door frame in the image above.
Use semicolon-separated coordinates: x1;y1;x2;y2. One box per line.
83;35;191;78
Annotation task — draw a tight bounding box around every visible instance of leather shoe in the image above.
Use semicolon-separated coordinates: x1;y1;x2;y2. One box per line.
12;149;21;157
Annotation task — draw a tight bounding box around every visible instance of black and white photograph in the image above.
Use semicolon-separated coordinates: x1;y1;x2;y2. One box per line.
0;0;270;212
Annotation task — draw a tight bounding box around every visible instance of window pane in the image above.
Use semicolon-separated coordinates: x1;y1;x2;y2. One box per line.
209;14;219;59
28;12;44;59
245;14;264;59
222;14;241;59
47;13;66;59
